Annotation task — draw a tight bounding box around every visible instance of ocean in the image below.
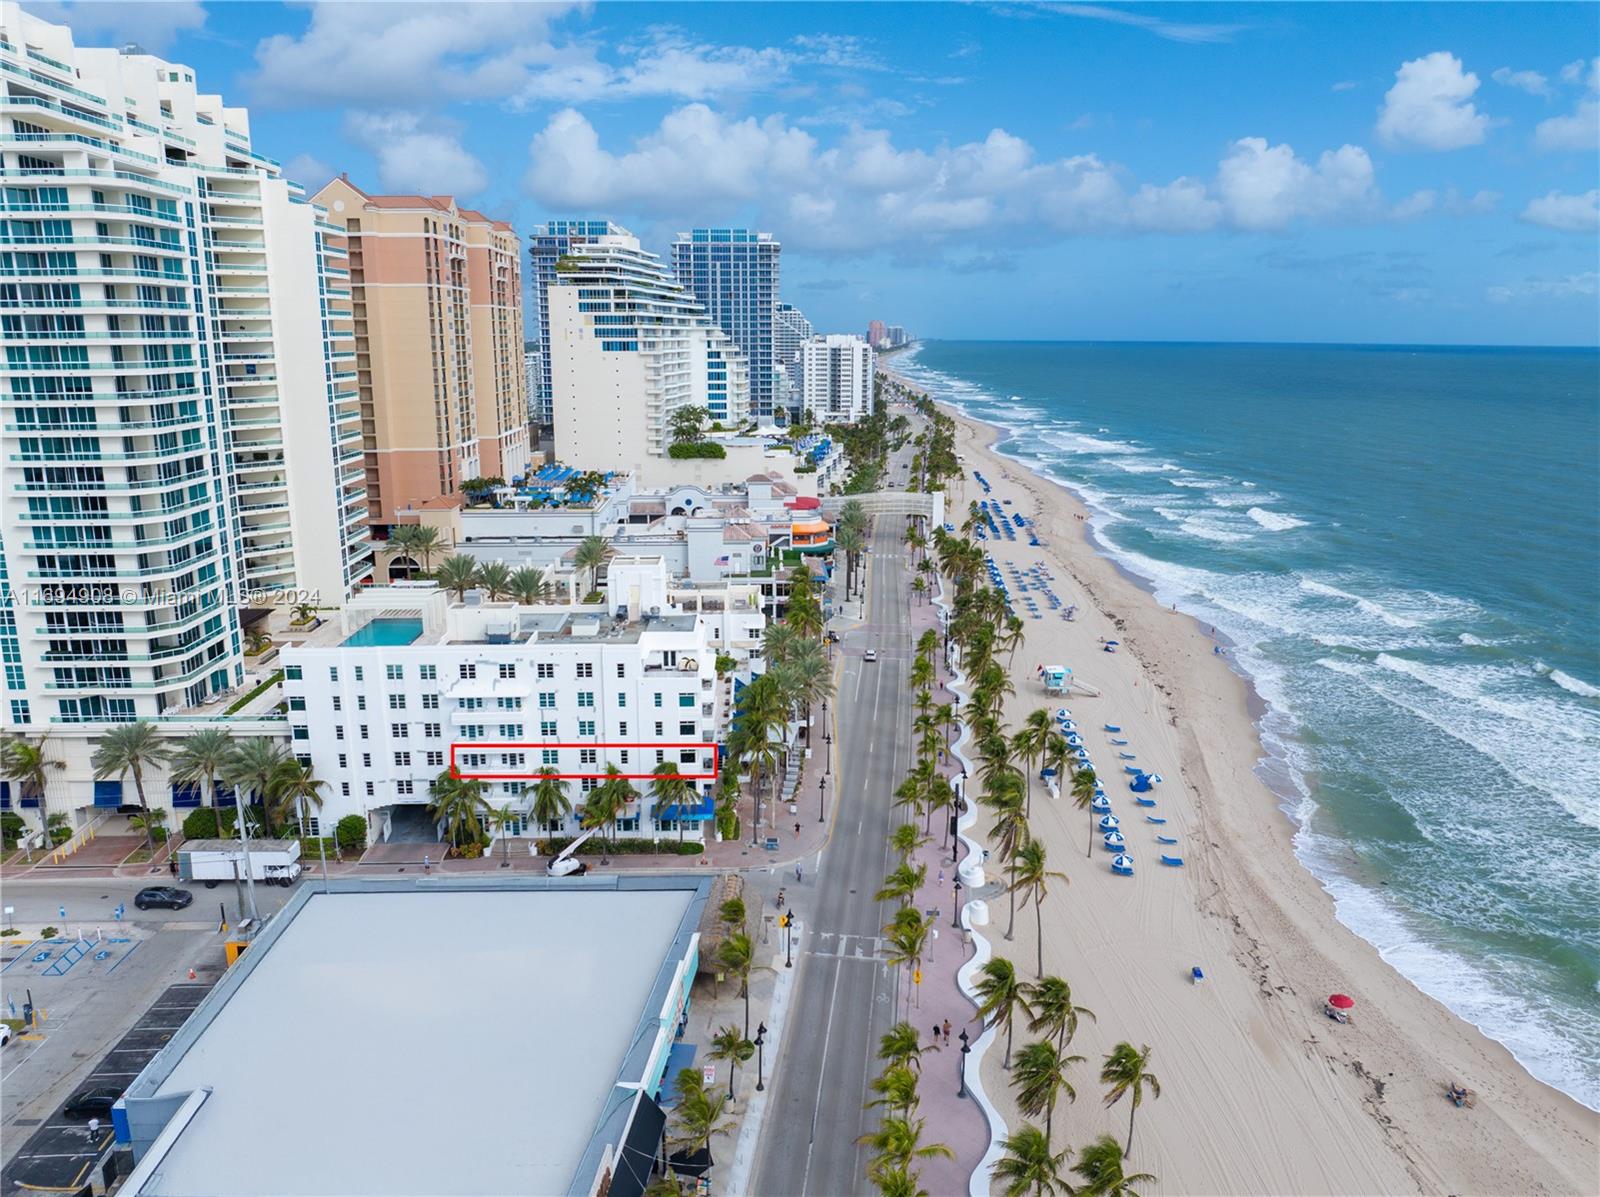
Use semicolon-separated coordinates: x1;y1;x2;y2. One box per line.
895;340;1600;1110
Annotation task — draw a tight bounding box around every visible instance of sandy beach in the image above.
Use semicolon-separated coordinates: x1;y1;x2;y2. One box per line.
893;374;1598;1195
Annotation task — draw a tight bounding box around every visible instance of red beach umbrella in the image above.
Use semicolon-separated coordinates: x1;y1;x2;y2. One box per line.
1328;993;1355;1010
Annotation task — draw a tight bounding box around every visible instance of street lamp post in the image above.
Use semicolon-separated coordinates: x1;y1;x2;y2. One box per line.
754;1022;767;1092
784;906;794;968
951;772;966;865
817;774;826;824
951;878;963;929
957;1028;970;1098
824;728;832;777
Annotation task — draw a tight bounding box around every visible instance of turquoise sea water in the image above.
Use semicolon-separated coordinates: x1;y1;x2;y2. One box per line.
898;341;1600;1109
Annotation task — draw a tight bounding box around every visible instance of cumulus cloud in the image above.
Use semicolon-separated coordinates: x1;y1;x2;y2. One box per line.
1378;52;1490;150
27;0;204;52
1518;189;1599;232
344;112;487;197
284;152;335;191
1491;67;1550;96
1535;58;1599;151
524;105;1411;250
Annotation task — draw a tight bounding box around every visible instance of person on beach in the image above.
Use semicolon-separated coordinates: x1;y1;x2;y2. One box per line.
943;1018;952;1042
932;1023;943;1047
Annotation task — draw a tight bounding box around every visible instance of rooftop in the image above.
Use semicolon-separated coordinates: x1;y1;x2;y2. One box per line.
121;879;706;1197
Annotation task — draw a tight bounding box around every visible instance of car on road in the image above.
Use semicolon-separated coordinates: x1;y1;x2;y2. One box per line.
133;886;193;911
62;1087;122;1120
863;649;878;662
1;1023;12;1047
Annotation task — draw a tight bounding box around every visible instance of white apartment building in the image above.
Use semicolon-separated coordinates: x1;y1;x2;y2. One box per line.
0;4;369;738
800;334;875;424
548;233;750;473
281;577;731;843
773;302;811;385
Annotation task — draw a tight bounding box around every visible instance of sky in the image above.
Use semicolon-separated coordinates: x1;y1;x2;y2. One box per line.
32;1;1600;345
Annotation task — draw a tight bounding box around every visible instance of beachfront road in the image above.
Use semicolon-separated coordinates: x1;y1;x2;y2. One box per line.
752;512;917;1195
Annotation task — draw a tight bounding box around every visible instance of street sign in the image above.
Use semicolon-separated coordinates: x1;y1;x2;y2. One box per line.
701;1064;717;1086
913;969;922;985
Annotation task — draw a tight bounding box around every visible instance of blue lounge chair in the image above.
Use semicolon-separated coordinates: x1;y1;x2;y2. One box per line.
1110;738;1129;745
1191;966;1204;983
1104;724;1122;732
1135;797;1157;807
1157;835;1179;845
1123;765;1142;774
1146;816;1167;824
1119;752;1137;759
1160;855;1185;867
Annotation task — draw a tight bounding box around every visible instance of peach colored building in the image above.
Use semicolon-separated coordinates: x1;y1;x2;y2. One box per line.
311;177;531;529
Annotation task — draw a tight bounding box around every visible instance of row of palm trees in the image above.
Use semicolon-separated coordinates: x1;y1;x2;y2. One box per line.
1;726;324;857
834;498;870;594
393;529;613;604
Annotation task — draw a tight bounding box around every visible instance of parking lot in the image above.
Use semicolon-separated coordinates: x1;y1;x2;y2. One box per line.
1;982;212;1191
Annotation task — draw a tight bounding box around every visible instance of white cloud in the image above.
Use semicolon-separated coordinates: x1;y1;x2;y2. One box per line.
1444;188;1500;215
26;0;204;52
524;106;1406;250
1491;67;1550;97
344;112;487;197
1391;190;1436;219
1486;271;1599;302
1331;80;1359;93
1518;189;1600;233
1041;3;1246;44
1378;51;1490;150
1560;57;1599;88
1535;97;1600;151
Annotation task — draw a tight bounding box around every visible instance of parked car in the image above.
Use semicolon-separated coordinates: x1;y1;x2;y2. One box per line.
63;1087;122;1120
133;886;193;911
864;649;879;662
0;1023;12;1047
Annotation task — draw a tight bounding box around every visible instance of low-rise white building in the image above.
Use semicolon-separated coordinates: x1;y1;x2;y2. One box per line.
280;573;743;844
800;334;875;424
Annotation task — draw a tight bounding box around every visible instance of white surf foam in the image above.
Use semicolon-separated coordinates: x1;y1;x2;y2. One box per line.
1458;632;1489;647
1300;579;1423;628
1547;668;1600;699
1247;506;1309;531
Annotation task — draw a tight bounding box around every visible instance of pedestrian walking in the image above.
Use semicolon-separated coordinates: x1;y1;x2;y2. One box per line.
937;868;944;887
794;822;801;837
168;856;178;877
932;1023;943;1047
422;854;431;874
942;1018;952;1043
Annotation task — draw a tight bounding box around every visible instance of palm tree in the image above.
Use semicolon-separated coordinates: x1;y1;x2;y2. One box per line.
650;760;694;842
857;1117;952;1182
1071;1135;1157;1196
127;807;168;847
835;525;866;593
888;822;930;860
1;734;64;860
92;722;170;854
878;1021;931;1075
873;1167;931;1197
268;757;325;838
1071;768;1099;859
1011;839;1068;977
974;956;1032;1068
1025;975;1096;1053
427;769;488;850
409;524;444;572
1011;709;1056;816
170;727;234;833
476;560;511;601
882;905;931;1019
719;931;757;1037
985;783;1030;942
486;804;519;867
787;640;834;735
867;1064;921;1119
528;767;572;838
994;1123;1070;1197
1101;1042;1162;1158
875;861;926;905
573;535;610;595
221;737;290;922
433;553;479;601
708;1024;754;1100
508;565;547;605
762;621;799;667
667;1067;735;1160
581;763;637;851
1013;1040;1082;1143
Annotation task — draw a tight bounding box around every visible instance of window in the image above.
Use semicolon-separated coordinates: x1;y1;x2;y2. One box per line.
542;749;559;765
335;726;345;741
619;750;630;765
497;697;521;710
679;720;696;736
579;748;597;765
678;693;695;708
540;720;557;737
499;724;523;738
616;693;627;708
460;697;484;711
498;663;516;679
332;696;342;712
284;665;302;680
536;662;554;679
338;753;347;768
420;664;437;681
654;721;664;736
653;693;663;708
619;721;628;736
459;663;476;679
616;662;627;678
386;664;403;681
292;725;308;740
359;724;369;739
362;753;372;767
366;781;375;796
391;723;408;739
288;696;306;711
462;724;483;740
397;780;414;796
426;751;444;767
355;666;364;682
679;749;697;764
580;777;597;793
423;722;441;738
503;753;524;769
388;694;406;709
394;751;411;767
575;662;593;679
329;667;339;682
422;694;439;710
538;692;556;709
577;691;595;708
341;782;351;797
357;695;367;711
578;719;596;736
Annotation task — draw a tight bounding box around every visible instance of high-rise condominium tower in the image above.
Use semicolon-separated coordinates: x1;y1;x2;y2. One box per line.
670;229;780;421
548;233;749;472
0;2;369;728
801;334;876;424
313;178;529;529
527;219;628;433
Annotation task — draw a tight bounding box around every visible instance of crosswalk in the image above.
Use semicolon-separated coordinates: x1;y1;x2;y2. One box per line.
807;931;886;960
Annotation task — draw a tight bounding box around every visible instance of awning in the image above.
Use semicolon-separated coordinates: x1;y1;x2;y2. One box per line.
658;1042;699;1106
607;1092;668;1197
94;779;124;808
658;794;715;822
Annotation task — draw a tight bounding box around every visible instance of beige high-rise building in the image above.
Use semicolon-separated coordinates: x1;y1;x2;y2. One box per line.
311;178;530;529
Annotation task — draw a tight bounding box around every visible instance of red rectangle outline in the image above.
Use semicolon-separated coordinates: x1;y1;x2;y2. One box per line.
449;741;720;781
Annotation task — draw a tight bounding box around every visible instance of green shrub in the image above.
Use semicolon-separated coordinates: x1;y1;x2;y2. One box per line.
667;442;727;460
716;806;740;842
0;928;19;936
183;807;232;840
297;836;338;861
715;654;737;677
335;815;367;854
48;824;73;846
40;927;58;939
542;836;704;856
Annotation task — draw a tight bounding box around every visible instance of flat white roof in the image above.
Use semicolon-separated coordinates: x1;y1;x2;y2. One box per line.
134;887;694;1197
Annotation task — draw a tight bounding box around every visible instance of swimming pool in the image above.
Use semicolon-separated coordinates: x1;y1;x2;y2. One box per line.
340;618;424;648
